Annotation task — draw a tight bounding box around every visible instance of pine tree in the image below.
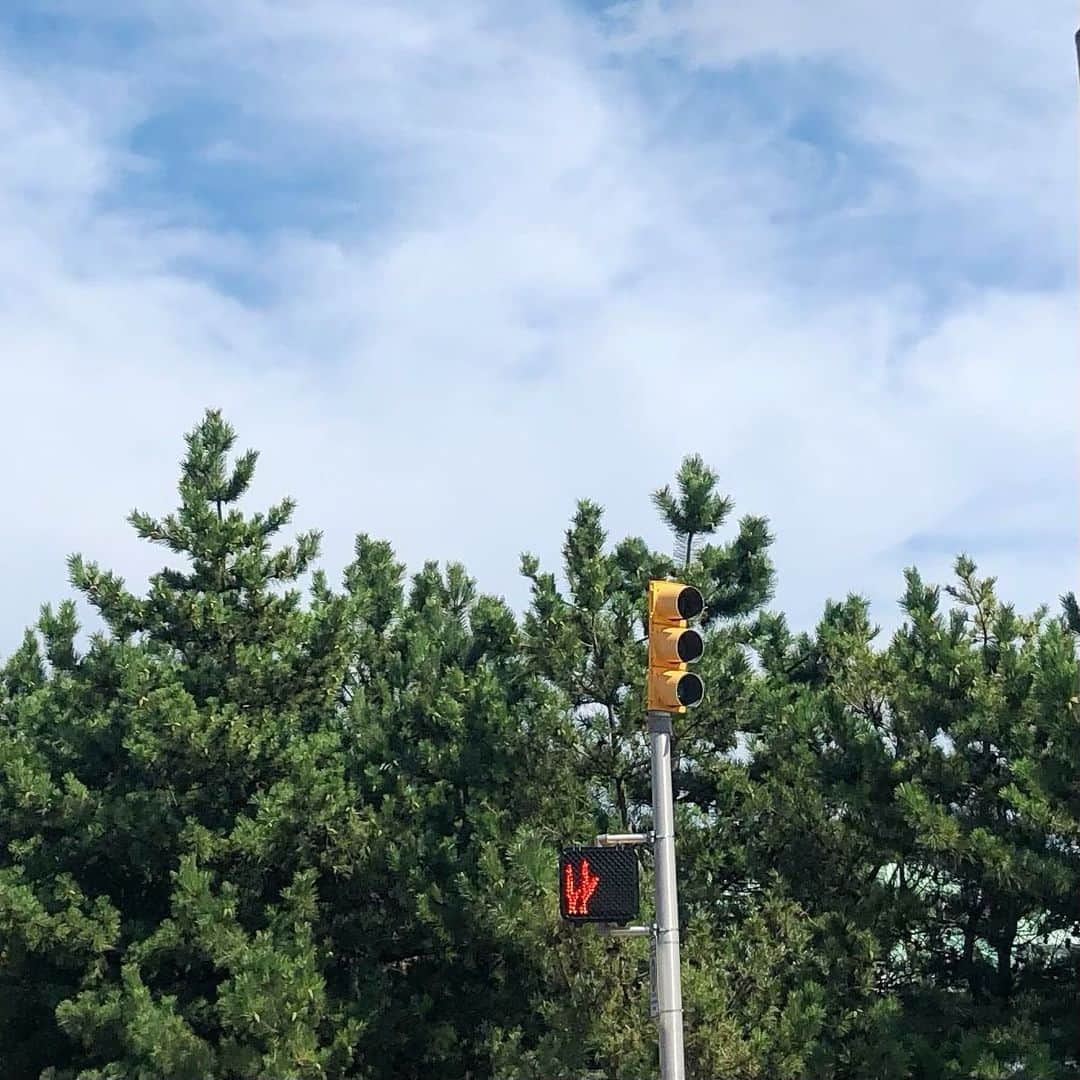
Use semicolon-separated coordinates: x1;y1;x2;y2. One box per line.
745;557;1080;1077
330;548;584;1079
882;558;1080;1074
1;410;372;1077
0;410;586;1079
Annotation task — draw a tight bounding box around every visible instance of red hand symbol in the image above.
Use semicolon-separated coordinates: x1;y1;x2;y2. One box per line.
563;858;601;915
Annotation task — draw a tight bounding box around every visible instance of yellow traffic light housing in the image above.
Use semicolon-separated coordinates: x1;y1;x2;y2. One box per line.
647;580;705;713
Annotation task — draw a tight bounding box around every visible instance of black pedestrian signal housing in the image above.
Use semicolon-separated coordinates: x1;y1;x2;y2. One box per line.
559;845;640;924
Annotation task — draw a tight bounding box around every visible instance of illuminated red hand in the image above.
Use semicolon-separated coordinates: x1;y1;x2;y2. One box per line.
563;858;601;915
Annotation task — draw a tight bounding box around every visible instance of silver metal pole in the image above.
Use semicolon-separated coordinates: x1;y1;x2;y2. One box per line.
649;710;686;1080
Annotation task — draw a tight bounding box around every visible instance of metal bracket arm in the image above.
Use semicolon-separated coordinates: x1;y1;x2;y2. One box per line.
596;924;654;938
594;832;651;847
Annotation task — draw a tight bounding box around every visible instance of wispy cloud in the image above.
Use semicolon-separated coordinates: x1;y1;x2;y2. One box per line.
0;1;1074;654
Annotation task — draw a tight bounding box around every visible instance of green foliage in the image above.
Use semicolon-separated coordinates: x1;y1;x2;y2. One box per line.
741;555;1080;1077
0;411;579;1079
2;415;1077;1078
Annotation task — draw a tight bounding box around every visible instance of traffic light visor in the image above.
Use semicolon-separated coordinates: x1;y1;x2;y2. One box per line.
649;669;705;711
651;581;703;622
651;626;703;666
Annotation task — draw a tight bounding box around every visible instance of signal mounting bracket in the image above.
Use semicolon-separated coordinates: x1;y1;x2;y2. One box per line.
594;832;651;847
596;924;654;938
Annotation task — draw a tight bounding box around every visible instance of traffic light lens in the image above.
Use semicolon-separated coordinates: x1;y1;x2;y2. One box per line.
676;672;704;707
676;586;704;620
676;629;703;663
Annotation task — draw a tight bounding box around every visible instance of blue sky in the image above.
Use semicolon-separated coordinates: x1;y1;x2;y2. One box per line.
0;0;1075;653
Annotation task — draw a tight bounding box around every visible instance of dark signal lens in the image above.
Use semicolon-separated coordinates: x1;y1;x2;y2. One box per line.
676;586;704;620
676;672;704;707
676;629;703;663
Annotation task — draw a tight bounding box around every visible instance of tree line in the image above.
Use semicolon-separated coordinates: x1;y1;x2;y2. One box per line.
1;410;1077;1079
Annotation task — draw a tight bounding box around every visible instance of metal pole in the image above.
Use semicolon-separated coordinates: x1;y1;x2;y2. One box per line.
649;710;686;1080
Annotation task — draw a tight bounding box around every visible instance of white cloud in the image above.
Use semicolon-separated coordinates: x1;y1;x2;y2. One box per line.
609;1;1077;248
0;1;1075;659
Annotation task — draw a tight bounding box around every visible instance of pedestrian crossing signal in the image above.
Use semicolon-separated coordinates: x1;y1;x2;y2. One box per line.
559;846;640;924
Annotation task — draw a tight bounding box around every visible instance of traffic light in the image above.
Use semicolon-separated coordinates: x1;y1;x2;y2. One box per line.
647;579;705;713
558;846;640;924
